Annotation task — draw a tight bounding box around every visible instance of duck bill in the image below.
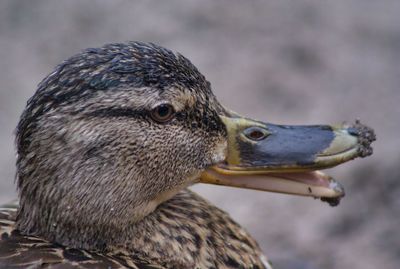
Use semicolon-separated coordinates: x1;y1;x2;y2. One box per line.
200;114;375;205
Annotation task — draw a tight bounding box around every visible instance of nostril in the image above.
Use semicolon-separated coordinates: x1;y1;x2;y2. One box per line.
243;127;268;141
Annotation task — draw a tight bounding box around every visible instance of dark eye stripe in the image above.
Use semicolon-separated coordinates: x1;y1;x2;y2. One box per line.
85;108;146;118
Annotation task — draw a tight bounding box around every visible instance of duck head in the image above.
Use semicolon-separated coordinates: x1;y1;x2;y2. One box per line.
15;42;375;249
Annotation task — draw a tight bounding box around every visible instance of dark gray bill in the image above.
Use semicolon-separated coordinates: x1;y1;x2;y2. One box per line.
200;115;375;205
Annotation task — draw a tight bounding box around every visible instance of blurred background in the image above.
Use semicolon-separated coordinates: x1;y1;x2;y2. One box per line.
0;1;399;268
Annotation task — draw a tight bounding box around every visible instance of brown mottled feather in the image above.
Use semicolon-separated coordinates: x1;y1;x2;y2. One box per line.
0;203;164;269
0;190;270;268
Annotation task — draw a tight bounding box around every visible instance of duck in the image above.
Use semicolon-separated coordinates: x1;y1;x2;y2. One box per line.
0;42;375;269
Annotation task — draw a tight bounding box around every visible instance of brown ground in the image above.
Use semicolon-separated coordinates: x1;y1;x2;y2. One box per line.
0;1;399;268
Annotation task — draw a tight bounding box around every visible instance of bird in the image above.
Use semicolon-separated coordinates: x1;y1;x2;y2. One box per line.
0;42;375;268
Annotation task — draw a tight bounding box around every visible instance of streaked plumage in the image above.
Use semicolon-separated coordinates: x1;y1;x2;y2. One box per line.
1;191;270;268
0;204;165;269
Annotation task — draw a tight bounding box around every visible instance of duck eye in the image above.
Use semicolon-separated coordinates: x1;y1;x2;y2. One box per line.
150;104;175;123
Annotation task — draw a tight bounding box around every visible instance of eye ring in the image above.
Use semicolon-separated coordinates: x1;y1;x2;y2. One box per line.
150;103;175;123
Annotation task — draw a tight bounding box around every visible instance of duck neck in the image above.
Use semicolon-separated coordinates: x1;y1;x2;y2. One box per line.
16;189;266;268
15;180;186;251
